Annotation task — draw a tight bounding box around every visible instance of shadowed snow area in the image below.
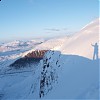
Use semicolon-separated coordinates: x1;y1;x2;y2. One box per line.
44;53;99;99
0;51;99;99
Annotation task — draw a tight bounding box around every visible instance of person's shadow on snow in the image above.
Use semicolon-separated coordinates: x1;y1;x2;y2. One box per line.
91;43;98;60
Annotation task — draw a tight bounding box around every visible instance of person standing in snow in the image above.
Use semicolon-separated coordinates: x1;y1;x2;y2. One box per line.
91;43;98;60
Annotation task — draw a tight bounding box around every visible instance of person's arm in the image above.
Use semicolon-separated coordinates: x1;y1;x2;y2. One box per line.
91;44;94;46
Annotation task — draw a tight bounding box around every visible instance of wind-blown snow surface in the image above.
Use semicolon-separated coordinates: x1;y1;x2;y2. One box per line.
0;18;99;99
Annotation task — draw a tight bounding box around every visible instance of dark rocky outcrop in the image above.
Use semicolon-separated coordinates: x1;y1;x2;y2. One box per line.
25;50;48;59
10;50;48;69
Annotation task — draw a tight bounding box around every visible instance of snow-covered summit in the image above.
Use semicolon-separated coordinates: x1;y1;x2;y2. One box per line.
59;18;99;59
23;18;99;59
81;18;99;31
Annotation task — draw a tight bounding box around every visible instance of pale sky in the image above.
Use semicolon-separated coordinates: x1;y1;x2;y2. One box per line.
0;0;99;42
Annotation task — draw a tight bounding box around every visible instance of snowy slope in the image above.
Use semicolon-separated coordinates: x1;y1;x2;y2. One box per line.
0;39;45;99
0;62;41;99
43;52;99;99
60;18;99;59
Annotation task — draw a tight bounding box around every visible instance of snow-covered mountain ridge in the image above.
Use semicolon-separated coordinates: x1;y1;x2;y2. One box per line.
0;18;99;99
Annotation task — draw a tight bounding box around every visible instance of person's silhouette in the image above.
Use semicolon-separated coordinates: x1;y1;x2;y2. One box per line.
91;43;98;60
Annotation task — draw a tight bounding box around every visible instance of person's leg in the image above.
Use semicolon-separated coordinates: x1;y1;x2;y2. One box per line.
96;53;98;60
93;52;95;60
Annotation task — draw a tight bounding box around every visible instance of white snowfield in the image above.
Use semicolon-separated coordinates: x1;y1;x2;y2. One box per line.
0;18;99;99
60;18;99;59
